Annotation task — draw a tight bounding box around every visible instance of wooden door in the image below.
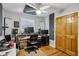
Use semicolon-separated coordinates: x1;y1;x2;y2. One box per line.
65;15;73;55
56;12;78;56
65;12;78;56
56;16;66;52
71;13;78;55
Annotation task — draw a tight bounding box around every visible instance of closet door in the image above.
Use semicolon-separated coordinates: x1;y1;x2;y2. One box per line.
65;12;78;56
56;16;66;52
71;13;78;55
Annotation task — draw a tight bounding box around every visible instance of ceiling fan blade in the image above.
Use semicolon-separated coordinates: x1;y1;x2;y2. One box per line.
25;10;36;12
40;6;50;10
26;3;38;9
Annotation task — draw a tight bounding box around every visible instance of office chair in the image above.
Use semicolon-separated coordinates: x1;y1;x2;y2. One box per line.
26;34;39;53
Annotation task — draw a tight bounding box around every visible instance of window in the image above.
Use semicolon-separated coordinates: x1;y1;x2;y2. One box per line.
20;18;35;28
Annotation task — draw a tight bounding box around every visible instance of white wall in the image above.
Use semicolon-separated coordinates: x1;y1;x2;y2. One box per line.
55;6;79;16
44;16;49;30
3;9;44;34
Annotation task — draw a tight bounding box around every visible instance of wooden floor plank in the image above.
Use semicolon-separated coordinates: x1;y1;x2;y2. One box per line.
40;46;59;56
49;52;68;56
40;46;68;56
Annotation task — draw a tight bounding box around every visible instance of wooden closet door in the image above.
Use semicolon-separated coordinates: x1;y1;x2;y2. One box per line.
65;15;72;55
65;12;78;56
71;13;78;55
56;16;66;52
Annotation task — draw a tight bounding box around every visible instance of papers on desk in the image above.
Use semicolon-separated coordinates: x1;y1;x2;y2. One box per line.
22;36;30;40
21;35;42;40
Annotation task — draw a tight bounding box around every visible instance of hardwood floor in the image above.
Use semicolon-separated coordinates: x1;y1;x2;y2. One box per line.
40;46;69;56
17;46;69;56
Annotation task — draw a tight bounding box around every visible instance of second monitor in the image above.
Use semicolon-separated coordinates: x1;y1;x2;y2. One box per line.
41;30;48;35
24;27;34;34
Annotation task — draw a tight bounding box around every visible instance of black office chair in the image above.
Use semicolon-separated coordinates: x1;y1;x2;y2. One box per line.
26;34;39;53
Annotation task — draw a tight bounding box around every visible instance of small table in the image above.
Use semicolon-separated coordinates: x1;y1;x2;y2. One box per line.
0;43;16;56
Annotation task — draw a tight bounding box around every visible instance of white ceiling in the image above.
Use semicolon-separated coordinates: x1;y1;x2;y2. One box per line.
3;3;79;17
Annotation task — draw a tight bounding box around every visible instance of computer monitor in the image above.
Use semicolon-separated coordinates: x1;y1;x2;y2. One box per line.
24;27;34;34
41;30;48;34
5;35;11;42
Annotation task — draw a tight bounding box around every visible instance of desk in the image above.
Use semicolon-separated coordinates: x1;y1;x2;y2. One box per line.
21;35;41;40
17;34;49;49
21;36;30;40
17;35;41;49
25;35;49;46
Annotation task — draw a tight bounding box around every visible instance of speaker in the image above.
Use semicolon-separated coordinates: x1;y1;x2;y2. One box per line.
12;29;18;34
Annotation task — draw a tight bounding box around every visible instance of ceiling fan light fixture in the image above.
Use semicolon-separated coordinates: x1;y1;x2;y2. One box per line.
36;10;41;15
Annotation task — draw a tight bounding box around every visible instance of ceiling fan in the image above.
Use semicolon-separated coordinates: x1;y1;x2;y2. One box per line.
24;3;51;15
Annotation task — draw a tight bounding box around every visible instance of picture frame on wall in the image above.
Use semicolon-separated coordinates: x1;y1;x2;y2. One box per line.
14;21;19;28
